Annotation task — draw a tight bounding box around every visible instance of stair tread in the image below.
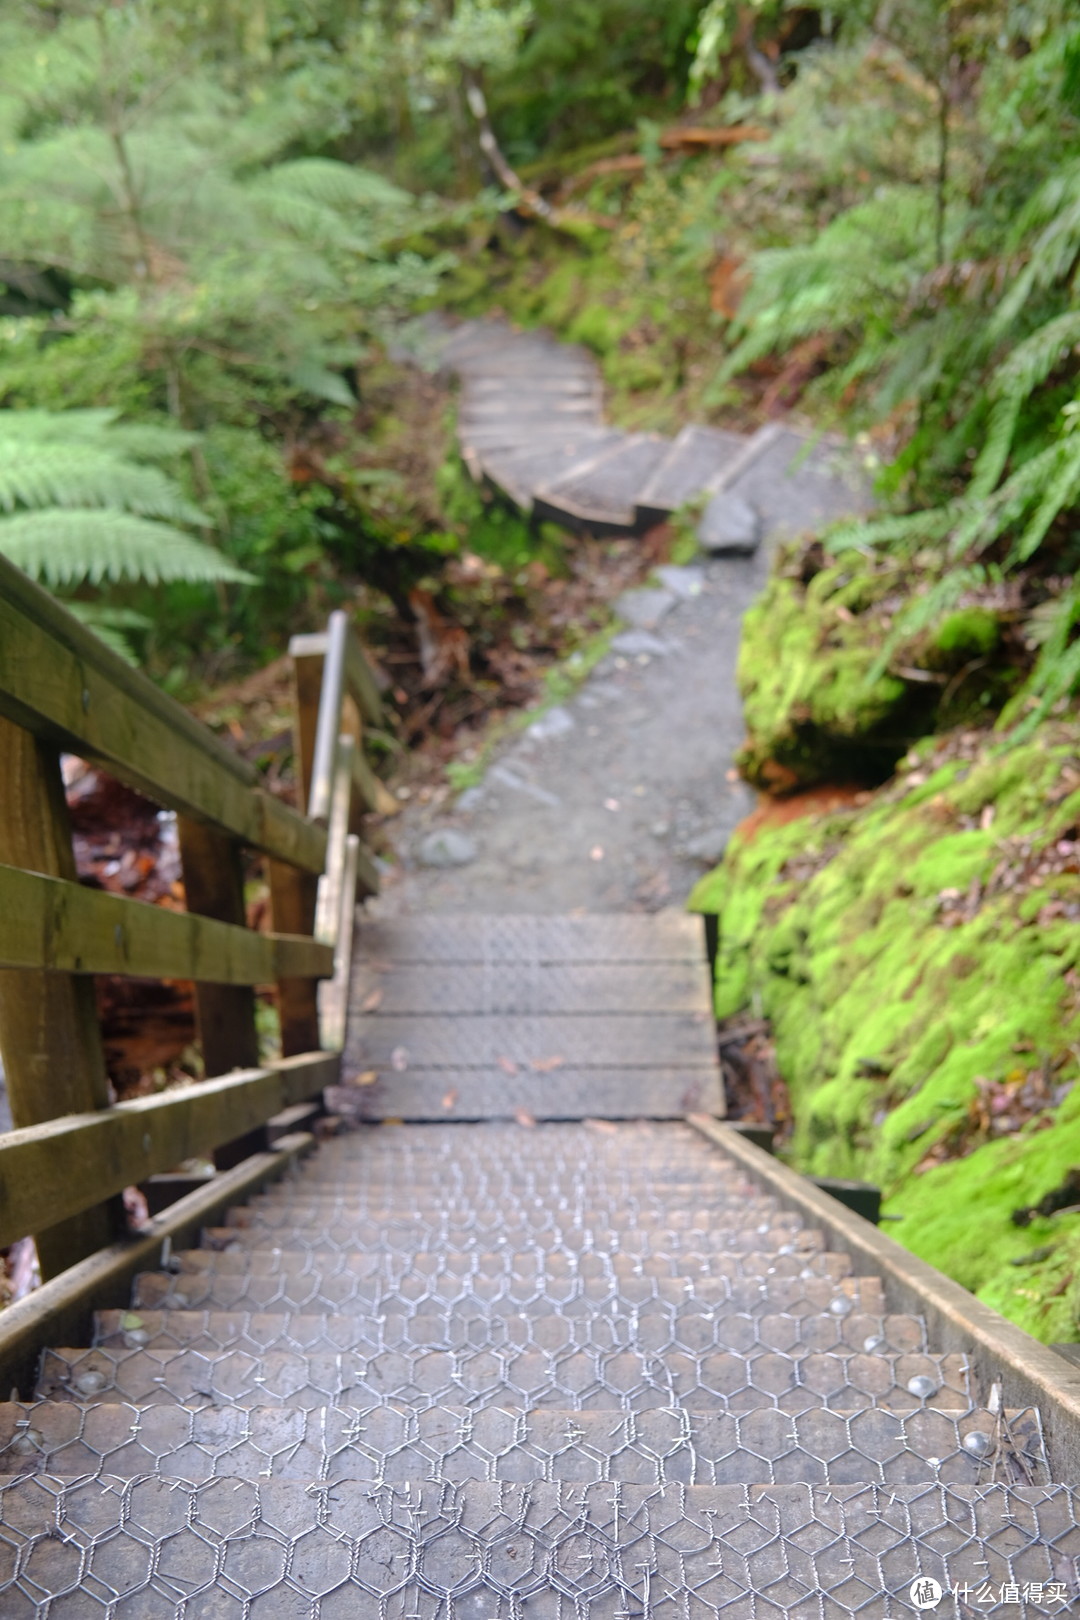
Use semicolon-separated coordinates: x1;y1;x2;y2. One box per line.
0;1476;1072;1617
94;1307;931;1356
353;913;706;963
3;1398;1031;1486
36;1339;976;1414
636;423;748;513
348;958;713;1016
323;1067;725;1122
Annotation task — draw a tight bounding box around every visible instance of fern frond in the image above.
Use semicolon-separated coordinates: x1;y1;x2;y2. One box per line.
972;309;1080;495
865;564;991;685
0;440;206;522
1011;432;1080;562
63;602;152;664
0;511;251;587
288;357;355;406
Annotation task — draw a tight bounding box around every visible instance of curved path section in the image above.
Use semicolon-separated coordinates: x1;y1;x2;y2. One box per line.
407;313;870;542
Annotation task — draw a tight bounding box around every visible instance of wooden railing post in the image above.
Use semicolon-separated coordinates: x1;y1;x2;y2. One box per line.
177;819;264;1169
0;718;122;1277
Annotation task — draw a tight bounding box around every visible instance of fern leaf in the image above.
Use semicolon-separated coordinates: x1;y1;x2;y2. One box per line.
0;511;252;587
288;358;355;406
0;440;206;522
1011;434;1080;563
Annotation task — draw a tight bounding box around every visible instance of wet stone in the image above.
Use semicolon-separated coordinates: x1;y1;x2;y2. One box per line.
698;493;762;554
416;829;478;868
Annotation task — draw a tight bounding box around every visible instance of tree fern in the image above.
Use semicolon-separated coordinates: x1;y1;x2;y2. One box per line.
0;510;249;588
0;409;250;647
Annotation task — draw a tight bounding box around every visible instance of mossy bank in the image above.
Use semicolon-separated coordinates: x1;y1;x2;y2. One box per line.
690;725;1080;1344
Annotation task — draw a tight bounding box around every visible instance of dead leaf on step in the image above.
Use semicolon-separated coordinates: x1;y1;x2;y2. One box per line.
390;1046;409;1072
584;1118;618;1134
497;1055;519;1076
350;1070;379;1087
529;1055;565;1072
441;1088;458;1111
514;1107;537;1128
361;989;384;1013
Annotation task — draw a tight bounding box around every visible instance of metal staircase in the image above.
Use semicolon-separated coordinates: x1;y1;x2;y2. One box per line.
1;913;1078;1616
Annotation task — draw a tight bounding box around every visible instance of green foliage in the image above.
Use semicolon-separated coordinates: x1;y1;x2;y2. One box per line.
0;409;246;618
710;0;1080;723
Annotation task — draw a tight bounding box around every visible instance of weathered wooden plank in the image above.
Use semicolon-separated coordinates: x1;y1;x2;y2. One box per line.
350;739;398;817
348;960;712;1017
354;913;707;964
0;557;325;874
269;865;321;1057
0;1054;336;1250
0;863;333;983
0;718;120;1278
0;1134;314;1399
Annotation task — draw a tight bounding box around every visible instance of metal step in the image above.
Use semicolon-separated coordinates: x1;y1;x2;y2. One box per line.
325;1067;725;1122
130;1260;882;1318
348;959;713;1017
35;1335;978;1415
354;913;707;963
199;1214;820;1257
3;1395;1031;1487
346;1012;717;1071
214;1198;787;1241
0;1477;1073;1616
93;1307;931;1359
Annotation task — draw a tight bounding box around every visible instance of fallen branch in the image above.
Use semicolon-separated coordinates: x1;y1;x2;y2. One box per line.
465;81;617;230
557;125;771;200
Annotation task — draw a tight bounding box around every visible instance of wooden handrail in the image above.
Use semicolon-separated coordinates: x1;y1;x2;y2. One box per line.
0;1052;335;1252
0;561;393;1281
0;864;334;984
0;554;325;874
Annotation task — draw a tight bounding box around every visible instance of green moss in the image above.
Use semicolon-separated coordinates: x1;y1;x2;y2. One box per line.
689;725;1080;1341
736;565;924;788
932;606;1001;660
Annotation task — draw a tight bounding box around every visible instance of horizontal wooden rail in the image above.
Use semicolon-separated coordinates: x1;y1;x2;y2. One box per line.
0;555;325;875
0;864;335;984
0;1052;338;1248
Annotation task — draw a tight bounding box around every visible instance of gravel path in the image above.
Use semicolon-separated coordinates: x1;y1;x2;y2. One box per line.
372;554;764;917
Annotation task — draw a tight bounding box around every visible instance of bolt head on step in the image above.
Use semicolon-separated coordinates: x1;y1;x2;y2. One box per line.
698;493;762;555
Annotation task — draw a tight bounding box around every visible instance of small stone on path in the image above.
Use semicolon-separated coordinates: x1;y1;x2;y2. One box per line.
613;587;677;629
683;827;730;864
698;493;762;554
654;565;705;598
526;705;575;741
610;630;671;658
417;828;477;868
488;764;562;808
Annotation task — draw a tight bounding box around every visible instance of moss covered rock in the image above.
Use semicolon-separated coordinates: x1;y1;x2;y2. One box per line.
736;560;927;789
689;726;1080;1342
736;553;1017;791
